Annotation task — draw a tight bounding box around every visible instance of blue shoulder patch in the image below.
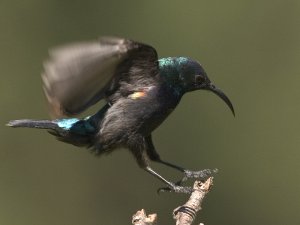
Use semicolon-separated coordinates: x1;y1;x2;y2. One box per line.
56;118;80;130
55;118;96;135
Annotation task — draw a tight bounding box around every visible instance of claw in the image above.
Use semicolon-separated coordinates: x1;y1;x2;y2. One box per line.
157;187;172;194
157;183;193;194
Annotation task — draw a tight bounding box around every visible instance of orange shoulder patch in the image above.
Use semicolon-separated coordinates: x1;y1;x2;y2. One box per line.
129;91;146;99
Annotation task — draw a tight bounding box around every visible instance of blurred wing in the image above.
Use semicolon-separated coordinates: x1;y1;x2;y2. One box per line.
42;37;158;117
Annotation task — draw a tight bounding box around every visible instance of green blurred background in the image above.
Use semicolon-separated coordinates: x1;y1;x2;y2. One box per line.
1;0;299;224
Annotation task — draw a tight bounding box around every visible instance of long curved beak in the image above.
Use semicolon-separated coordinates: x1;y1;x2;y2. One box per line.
208;84;235;116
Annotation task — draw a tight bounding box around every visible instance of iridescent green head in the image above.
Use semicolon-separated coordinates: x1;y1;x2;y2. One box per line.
158;57;235;115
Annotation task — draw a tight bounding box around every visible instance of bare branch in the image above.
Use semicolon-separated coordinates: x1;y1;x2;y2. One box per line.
132;209;157;225
173;178;214;225
132;178;214;225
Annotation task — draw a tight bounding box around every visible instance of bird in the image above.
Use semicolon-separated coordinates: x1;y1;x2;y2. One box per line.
7;37;234;194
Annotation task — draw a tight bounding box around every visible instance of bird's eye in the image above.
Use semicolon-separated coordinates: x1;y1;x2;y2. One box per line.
195;75;205;84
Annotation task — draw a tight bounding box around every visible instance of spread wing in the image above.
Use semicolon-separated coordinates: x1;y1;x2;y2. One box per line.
42;37;158;118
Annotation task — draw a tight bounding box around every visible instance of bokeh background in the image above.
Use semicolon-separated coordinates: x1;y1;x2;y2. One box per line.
1;0;299;224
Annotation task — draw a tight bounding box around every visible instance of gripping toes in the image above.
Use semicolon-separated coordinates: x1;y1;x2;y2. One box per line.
181;168;218;182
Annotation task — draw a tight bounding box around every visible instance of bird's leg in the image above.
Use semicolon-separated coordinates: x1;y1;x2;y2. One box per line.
154;158;217;184
144;166;192;194
128;136;192;194
145;136;217;184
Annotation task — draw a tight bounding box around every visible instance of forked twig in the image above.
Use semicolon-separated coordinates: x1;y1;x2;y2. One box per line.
132;178;214;225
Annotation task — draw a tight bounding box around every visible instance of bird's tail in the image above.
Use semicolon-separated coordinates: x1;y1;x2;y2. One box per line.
7;118;96;147
7;119;58;130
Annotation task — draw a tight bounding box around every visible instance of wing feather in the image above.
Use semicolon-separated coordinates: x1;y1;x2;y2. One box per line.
42;37;158;118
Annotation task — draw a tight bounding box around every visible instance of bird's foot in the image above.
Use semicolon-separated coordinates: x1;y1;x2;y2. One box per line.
157;182;193;194
179;168;218;184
